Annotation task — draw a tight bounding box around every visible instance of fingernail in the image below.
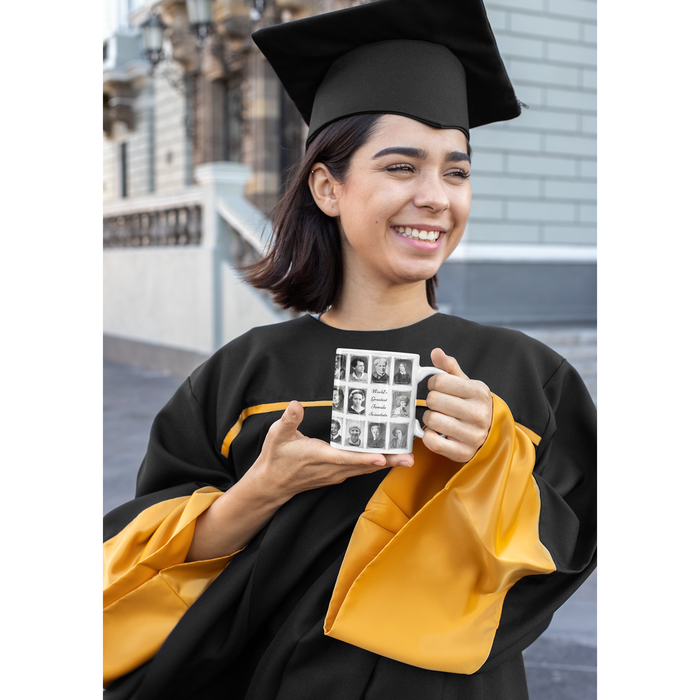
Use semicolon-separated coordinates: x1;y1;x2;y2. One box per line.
398;461;409;467
372;460;384;466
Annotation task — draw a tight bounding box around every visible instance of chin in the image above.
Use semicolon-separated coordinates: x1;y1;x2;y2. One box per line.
393;263;443;285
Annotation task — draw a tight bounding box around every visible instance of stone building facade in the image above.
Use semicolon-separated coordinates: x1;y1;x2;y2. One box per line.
104;1;372;213
103;0;596;369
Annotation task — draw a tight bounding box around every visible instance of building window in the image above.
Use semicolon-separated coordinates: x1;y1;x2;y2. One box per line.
120;142;128;198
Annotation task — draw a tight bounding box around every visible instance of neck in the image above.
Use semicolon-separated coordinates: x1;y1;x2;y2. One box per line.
321;277;436;331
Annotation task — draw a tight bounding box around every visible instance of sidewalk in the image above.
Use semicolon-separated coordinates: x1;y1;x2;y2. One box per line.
103;354;596;700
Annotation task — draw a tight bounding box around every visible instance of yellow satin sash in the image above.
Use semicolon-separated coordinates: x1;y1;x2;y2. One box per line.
103;487;237;687
324;394;555;673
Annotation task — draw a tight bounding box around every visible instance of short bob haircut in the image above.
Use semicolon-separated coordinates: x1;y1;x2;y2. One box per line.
242;113;470;314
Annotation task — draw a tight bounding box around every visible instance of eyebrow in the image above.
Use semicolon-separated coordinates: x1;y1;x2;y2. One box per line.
372;147;470;163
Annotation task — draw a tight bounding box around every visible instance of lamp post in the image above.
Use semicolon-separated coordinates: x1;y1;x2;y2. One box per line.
140;14;168;193
186;0;216;43
140;13;167;70
138;2;273;188
248;1;269;22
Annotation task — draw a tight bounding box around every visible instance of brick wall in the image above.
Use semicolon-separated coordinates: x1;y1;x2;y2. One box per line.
467;0;597;247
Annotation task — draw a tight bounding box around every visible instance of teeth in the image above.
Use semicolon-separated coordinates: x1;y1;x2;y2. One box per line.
395;226;440;241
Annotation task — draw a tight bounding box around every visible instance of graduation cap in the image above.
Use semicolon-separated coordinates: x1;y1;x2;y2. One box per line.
252;0;520;146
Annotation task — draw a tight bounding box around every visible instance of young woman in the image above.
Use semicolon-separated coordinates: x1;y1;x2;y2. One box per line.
103;2;596;698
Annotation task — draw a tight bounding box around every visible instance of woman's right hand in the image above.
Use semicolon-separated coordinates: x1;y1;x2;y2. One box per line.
187;402;413;562
247;401;413;505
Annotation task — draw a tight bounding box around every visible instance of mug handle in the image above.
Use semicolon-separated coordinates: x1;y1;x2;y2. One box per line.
413;366;446;439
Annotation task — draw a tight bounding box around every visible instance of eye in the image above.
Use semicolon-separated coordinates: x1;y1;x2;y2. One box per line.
447;169;470;180
386;163;415;174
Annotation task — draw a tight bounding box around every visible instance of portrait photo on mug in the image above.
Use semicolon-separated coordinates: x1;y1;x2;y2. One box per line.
388;423;409;450
370;356;391;384
366;422;387;449
344;419;365;448
329;417;343;444
332;385;345;412
392;358;413;385
349;356;369;383
334;353;347;381
391;391;412;417
347;388;366;415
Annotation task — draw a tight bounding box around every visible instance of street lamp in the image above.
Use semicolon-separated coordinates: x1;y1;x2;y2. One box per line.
140;13;167;68
186;0;216;43
248;1;269;22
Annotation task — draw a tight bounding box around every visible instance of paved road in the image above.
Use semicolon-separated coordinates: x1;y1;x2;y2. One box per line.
103;358;596;699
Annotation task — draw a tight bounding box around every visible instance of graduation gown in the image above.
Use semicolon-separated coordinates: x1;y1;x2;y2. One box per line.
103;313;596;699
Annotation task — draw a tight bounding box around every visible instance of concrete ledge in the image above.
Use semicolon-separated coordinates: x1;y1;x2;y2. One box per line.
104;334;209;378
437;260;596;325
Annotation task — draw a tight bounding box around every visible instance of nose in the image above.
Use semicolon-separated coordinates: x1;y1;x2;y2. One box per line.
413;171;450;212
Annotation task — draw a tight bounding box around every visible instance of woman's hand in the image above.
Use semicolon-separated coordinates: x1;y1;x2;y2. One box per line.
421;348;493;464
187;403;413;562
248;401;413;503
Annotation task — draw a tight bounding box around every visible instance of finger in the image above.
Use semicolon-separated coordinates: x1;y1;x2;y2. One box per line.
272;401;305;441
421;427;481;464
423;409;489;447
337;461;393;479
430;348;468;379
425;390;473;422
426;373;489;400
385;452;414;468
426;385;492;422
306;438;387;468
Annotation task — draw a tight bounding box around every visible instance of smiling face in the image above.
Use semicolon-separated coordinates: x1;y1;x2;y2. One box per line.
326;115;471;294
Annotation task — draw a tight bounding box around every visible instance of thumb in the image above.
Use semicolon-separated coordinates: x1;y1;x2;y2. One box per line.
430;348;468;379
275;400;304;439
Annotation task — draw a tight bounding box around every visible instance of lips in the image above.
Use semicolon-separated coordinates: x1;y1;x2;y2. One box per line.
393;226;442;242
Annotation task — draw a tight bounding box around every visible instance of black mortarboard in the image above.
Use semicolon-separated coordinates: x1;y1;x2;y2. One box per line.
252;0;520;146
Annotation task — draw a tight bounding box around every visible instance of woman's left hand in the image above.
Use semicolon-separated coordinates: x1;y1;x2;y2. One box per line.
421;348;493;464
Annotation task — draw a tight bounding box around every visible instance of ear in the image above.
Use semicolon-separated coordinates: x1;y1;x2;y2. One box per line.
308;163;342;217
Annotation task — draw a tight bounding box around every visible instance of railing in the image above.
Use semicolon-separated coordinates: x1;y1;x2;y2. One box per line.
103;190;203;248
216;196;267;266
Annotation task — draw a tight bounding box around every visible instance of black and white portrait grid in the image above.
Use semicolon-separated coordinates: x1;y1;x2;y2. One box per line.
331;350;416;451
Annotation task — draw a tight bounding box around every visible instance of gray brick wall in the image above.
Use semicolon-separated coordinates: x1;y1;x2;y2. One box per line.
469;0;597;247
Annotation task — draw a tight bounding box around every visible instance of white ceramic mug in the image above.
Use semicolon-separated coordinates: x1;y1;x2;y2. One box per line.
330;348;445;454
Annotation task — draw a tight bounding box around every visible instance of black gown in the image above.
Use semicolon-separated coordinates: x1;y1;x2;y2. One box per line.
103;313;596;700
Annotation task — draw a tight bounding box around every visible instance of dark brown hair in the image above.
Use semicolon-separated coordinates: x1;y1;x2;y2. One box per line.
241;114;440;313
